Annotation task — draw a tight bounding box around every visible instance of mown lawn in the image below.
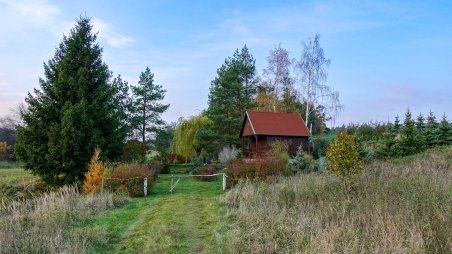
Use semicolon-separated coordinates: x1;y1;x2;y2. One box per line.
0;168;36;185
0;167;42;203
89;174;228;254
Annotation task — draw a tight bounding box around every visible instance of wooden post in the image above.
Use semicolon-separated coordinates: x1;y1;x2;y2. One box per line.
143;177;148;197
222;173;226;191
101;177;104;194
255;135;258;158
241;137;244;156
170;176;174;194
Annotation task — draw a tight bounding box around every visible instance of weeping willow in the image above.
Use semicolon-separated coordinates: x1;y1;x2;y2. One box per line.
172;115;212;159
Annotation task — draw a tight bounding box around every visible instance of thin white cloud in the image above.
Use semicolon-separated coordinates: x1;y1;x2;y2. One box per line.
0;0;60;26
92;19;134;48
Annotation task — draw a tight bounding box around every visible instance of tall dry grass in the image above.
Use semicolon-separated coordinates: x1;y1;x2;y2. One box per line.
0;185;126;254
225;146;452;253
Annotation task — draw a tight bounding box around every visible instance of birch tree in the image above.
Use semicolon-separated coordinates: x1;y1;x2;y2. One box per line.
295;33;342;127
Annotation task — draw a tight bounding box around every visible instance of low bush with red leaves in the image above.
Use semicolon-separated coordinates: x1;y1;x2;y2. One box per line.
194;167;217;181
226;157;289;187
105;164;154;197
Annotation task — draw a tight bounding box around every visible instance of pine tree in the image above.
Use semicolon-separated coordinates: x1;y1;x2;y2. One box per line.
202;45;257;152
400;109;422;156
438;114;452;145
15;17;126;185
424;111;441;147
131;67;169;145
111;74;133;136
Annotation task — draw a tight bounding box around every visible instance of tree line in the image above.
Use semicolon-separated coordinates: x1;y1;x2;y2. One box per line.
376;110;451;158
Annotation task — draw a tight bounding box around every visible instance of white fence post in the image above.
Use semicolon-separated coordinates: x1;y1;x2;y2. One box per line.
144;177;148;197
222;173;226;191
101;177;104;194
170;175;174;194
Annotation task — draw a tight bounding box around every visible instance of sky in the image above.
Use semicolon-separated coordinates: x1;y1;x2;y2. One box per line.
0;0;451;126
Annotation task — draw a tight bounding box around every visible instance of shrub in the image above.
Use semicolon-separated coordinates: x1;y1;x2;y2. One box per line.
195;167;217;181
121;139;147;162
268;139;290;163
168;153;189;164
218;145;237;164
82;148;107;194
236;149;243;160
146;150;163;179
288;145;318;174
226;157;289;187
106;164;154;197
310;135;332;159
326;132;363;189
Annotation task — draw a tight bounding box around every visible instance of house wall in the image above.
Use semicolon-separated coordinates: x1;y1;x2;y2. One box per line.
243;135;309;158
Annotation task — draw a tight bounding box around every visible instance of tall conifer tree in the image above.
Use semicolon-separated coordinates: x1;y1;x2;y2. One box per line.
131;67;169;144
438;114;452;145
15;17;126;185
424;111;441;147
202;45;257;152
400;109;422;155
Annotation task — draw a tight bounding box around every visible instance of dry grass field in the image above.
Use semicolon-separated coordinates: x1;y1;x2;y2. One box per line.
225;146;452;253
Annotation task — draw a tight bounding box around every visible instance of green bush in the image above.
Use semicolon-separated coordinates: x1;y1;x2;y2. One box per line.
121;139;147;162
268;139;290;163
326;132;363;189
288;146;307;174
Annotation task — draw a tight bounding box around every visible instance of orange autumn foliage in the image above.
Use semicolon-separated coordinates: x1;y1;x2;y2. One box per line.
82;148;107;194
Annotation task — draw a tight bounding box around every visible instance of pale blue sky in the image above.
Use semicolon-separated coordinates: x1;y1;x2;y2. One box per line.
0;0;451;126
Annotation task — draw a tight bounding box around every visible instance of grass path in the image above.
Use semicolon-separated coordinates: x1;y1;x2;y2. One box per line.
90;174;228;254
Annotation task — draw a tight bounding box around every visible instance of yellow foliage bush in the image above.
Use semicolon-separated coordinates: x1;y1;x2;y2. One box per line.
0;141;7;153
326;132;363;188
82;148;107;194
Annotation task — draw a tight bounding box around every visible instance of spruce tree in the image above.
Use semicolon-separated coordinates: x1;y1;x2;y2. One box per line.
400;109;421;155
131;67;169;144
416;113;425;134
416;113;426;149
202;45;257;152
424;111;441;147
389;115;403;157
438;114;452;145
376;116;402;158
15;17;126;185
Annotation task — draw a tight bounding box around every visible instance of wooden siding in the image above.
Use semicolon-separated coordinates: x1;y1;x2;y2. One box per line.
242;135;309;158
266;136;308;156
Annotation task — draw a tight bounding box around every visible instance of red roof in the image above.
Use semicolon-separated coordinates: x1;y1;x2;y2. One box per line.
240;111;311;137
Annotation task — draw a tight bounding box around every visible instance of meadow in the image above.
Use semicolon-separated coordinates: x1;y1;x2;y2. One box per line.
0;170;227;254
0;147;451;253
0;164;45;203
225;146;452;253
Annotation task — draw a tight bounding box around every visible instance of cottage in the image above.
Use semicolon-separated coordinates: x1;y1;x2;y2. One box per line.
239;111;311;158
